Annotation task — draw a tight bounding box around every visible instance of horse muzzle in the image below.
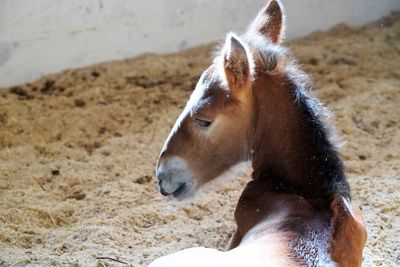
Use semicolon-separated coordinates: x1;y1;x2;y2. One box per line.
156;156;195;200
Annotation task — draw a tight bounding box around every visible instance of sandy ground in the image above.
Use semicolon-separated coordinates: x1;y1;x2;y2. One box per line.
0;12;399;267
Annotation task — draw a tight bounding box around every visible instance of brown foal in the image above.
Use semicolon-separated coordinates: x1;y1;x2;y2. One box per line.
150;1;367;266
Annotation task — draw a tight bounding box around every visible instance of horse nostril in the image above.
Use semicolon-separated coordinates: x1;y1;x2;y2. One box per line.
159;187;169;196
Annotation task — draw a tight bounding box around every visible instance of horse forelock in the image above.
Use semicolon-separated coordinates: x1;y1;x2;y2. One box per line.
245;33;287;69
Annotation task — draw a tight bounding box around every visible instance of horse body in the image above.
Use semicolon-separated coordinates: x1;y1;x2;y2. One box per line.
150;1;367;266
150;236;299;267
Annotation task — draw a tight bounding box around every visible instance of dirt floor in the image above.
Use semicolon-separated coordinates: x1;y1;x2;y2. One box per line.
0;12;399;267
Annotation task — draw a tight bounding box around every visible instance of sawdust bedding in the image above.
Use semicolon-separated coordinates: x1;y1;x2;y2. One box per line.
0;12;399;267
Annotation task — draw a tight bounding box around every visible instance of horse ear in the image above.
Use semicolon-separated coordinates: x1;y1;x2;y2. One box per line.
249;0;285;43
223;34;250;91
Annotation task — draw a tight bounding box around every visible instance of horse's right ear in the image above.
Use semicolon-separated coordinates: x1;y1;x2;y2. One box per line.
248;0;285;43
222;33;251;92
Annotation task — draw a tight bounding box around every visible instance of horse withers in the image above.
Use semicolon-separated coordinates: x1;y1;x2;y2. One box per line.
150;1;367;266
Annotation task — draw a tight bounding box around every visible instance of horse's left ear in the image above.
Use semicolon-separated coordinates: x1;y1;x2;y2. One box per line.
248;0;285;43
223;34;251;91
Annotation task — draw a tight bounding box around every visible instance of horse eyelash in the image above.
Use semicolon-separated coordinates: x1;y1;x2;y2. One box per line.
193;118;212;128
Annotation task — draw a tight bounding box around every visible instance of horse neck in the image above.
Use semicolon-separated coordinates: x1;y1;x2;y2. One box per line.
249;71;350;207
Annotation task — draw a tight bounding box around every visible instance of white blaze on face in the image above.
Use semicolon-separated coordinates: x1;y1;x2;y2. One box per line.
160;70;211;156
156;71;217;199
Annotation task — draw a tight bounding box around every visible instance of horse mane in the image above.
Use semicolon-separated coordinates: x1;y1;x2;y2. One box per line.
247;34;351;202
249;34;342;148
281;51;351;201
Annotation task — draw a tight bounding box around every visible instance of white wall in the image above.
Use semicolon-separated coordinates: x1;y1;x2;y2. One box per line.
0;0;399;87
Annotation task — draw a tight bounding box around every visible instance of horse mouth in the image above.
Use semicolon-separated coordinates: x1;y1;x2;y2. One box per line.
172;183;187;198
159;182;187;198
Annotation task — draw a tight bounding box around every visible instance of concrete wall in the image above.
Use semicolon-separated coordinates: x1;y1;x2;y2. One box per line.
0;0;399;87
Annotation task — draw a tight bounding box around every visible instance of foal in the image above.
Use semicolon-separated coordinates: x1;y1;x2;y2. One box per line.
151;1;366;266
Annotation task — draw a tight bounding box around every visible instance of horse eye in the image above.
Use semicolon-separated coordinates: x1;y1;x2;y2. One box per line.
193;118;212;128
